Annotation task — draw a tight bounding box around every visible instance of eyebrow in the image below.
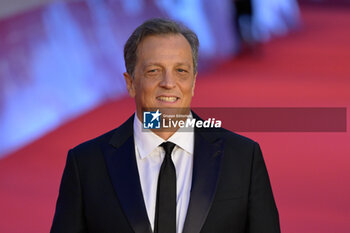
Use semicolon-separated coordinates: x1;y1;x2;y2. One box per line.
175;63;191;67
143;62;191;68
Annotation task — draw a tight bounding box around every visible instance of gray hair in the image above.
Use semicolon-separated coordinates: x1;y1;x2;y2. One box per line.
124;18;199;77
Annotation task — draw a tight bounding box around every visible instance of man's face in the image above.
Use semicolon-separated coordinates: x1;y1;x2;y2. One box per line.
124;34;197;121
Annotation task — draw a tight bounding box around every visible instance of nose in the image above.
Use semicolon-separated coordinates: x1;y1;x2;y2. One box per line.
159;70;176;89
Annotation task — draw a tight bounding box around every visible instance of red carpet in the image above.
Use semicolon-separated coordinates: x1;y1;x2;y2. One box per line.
1;6;349;233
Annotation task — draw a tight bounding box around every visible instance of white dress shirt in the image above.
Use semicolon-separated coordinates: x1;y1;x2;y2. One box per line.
133;114;194;233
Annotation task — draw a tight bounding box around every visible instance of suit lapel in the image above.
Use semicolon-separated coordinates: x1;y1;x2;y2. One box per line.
103;115;152;233
182;128;225;233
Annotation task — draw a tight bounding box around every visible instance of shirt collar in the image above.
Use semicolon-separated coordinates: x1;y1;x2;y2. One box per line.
133;113;194;159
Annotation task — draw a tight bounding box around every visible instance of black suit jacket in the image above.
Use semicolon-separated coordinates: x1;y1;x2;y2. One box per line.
51;114;280;233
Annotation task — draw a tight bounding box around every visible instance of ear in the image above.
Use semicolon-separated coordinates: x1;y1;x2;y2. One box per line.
191;72;197;96
124;72;136;98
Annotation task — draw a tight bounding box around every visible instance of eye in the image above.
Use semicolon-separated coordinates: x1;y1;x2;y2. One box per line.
148;69;158;73
177;68;187;73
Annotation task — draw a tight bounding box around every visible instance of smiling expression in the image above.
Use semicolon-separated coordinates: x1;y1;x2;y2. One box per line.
124;34;197;121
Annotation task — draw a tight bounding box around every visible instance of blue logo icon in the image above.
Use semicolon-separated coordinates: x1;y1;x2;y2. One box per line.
143;110;162;129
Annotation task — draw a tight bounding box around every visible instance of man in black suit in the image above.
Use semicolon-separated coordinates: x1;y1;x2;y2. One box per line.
51;18;280;233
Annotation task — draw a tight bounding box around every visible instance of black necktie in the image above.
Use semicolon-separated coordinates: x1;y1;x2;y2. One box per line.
154;142;177;233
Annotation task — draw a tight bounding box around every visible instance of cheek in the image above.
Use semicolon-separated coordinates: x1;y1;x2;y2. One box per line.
137;81;157;100
182;81;195;97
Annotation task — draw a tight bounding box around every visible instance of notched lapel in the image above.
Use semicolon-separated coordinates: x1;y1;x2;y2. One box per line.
103;115;152;233
182;130;225;233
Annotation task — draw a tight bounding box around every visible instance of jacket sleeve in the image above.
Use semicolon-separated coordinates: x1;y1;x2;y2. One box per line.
50;149;87;233
247;142;281;233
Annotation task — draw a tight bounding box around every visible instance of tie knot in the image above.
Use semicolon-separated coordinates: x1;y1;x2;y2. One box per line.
160;142;176;156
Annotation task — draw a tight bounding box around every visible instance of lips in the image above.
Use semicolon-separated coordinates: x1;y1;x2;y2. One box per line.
156;96;179;103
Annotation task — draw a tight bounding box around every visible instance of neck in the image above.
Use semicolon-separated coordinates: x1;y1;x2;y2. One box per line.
152;130;176;140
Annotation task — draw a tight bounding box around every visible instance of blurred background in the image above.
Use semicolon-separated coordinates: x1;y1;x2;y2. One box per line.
0;0;349;232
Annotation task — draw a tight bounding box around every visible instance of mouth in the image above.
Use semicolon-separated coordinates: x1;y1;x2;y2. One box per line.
156;96;179;103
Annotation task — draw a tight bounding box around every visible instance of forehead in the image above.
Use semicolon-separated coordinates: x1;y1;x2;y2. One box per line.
136;34;193;66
